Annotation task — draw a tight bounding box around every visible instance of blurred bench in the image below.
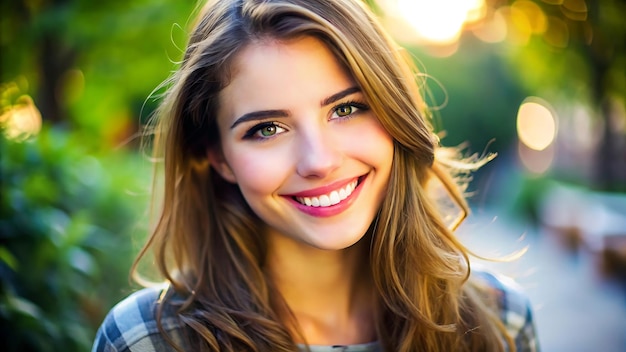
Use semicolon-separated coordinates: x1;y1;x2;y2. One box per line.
538;183;626;281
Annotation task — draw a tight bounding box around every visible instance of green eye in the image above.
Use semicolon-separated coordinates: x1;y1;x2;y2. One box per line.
330;101;370;120
335;105;353;117
243;122;285;140
260;125;277;137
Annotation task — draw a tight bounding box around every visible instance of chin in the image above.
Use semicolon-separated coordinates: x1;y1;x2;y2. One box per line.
306;230;370;251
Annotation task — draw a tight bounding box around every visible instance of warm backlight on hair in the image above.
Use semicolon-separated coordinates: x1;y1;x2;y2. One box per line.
394;0;486;44
516;97;557;151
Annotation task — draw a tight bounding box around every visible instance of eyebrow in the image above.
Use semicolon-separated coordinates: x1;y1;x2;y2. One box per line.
230;109;289;129
320;86;361;106
229;86;362;129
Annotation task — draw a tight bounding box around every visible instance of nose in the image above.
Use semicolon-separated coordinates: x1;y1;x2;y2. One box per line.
296;128;342;178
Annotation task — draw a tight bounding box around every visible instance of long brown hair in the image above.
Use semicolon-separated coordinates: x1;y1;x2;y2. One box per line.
134;0;512;351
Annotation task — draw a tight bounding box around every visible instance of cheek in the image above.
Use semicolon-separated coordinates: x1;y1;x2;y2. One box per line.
225;146;291;195
349;119;394;166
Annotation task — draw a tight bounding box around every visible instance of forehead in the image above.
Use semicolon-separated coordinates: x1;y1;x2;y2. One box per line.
217;36;356;120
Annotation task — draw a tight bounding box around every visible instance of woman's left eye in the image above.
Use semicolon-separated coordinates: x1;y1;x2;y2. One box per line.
331;102;369;119
335;105;354;117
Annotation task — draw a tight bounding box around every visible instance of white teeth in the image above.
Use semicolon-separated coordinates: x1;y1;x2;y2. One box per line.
329;191;340;205
295;180;358;208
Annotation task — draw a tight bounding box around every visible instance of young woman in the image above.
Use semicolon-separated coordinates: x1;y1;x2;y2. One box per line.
93;0;538;351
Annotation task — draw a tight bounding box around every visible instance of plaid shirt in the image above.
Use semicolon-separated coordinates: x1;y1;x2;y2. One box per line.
92;270;539;352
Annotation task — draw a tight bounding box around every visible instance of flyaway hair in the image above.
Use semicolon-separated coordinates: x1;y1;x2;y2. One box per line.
133;0;513;351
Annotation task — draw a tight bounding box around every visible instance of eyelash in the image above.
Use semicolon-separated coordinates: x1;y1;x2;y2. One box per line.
243;121;286;140
241;100;371;140
331;100;370;120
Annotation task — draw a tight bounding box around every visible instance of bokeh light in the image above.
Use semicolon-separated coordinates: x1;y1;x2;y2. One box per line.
0;82;42;141
472;9;508;43
517;97;557;151
518;140;555;174
512;0;548;35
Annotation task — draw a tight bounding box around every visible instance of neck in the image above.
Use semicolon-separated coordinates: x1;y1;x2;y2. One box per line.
265;234;377;345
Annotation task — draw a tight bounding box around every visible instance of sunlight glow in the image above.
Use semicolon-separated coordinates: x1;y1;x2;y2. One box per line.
393;0;486;44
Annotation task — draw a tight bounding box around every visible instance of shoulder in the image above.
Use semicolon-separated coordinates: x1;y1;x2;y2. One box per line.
470;269;540;352
91;285;186;352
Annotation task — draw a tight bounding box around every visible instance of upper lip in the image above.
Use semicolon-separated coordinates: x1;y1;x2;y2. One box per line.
284;175;364;198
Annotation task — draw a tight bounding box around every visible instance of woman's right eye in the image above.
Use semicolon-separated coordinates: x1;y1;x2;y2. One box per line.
243;122;286;140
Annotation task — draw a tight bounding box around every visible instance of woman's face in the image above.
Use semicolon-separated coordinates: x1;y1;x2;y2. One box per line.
212;36;394;251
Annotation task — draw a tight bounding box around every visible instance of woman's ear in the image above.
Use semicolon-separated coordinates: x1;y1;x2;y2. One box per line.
207;147;237;183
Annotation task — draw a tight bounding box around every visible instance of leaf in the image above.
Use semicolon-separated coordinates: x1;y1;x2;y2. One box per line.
0;246;18;271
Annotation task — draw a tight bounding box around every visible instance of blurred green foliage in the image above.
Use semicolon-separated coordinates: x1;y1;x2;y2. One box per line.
411;39;528;156
1;1;196;349
1;0;196;149
0;126;151;351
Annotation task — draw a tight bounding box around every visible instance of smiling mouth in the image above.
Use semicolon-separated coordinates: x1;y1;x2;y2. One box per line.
292;177;362;207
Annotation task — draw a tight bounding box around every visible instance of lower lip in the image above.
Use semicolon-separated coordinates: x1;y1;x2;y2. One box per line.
285;175;367;217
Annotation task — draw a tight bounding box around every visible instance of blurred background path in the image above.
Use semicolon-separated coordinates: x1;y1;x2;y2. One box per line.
459;208;626;352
